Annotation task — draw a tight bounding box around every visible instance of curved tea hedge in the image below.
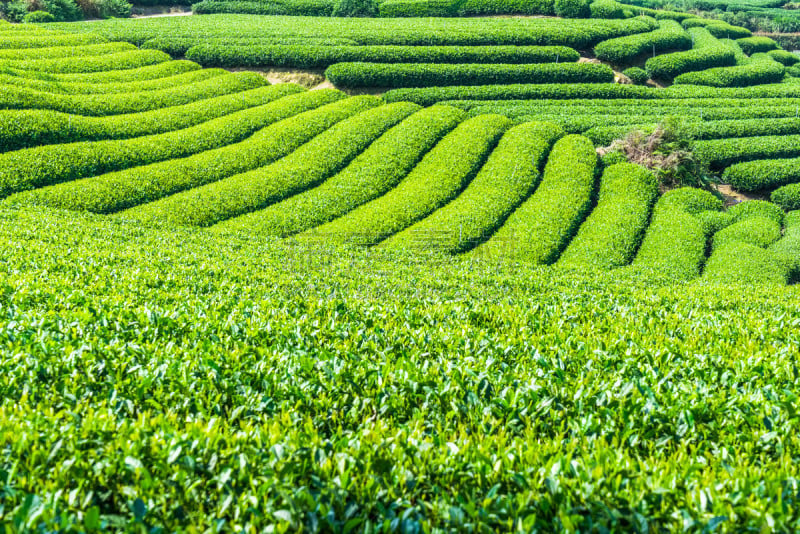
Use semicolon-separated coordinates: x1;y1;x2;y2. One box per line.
644;27;735;80
770;210;800;280
0;42;135;61
117;102;418;226
723;155;800;192
8;92;361;213
558;163;658;269
633;187;723;280
0;68;226;95
0;89;343;199
772;183;800;210
185;44;579;69
381;121;564;254
0;84;304;152
473;134;598;263
2;59;202;83
703;240;790;284
1;49;173;74
673;53;785;87
326;62;615;89
594;20;691;65
204;105;467;237
298;114;512;247
736;36;779;55
695;133;800;169
0;71;266;116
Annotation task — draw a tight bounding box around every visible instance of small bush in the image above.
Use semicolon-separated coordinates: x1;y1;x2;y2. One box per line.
590;0;625;19
610;117;710;190
22;9;55;21
623;67;649;84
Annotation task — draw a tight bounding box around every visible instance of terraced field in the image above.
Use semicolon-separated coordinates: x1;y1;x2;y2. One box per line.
3;11;800;532
2;20;799;287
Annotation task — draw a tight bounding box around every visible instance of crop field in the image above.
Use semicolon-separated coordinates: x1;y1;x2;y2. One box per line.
2;8;800;532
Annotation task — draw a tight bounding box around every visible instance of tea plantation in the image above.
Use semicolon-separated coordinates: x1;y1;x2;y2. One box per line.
1;8;800;531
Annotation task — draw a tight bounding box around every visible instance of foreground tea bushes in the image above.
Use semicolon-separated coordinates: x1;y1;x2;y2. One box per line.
0;206;799;530
326;62;615;88
121;102;417;226
186;44;579;69
558;163;658;270
298;114;512;246
382;121;563;254
207;105;466;237
0;84;303;151
645;27;735;80
634;188;723;280
473;134;597;263
0;89;339;198
0;71;266;116
594;20;690;65
9;92;358;211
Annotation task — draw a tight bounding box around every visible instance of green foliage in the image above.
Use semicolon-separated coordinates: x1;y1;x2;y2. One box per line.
22;10;55;22
558;163;659;269
0;32;107;48
594;19;691;65
623;66;649;84
382;121;564;254
0;206;798;530
119;101;415;226
645;27;735;80
143;36;357;56
736;35;779;55
184;44;579;69
299;114;512;246
332;0;378;17
673;52;785;87
325;62;615;88
205;105;466;237
8;91;354;211
0;70;265;116
474;134;598;263
634;187;723;279
554;0;590;18
0;83;300;152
